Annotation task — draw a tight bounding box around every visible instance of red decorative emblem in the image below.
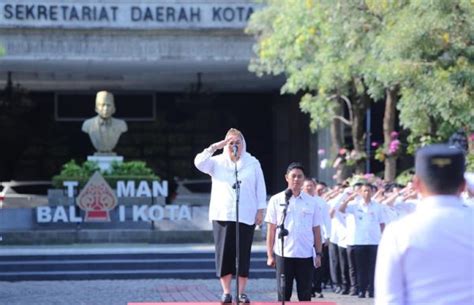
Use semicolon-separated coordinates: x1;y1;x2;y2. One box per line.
76;172;117;222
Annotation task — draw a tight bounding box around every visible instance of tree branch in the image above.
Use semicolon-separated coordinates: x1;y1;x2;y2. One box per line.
334;115;352;126
339;95;354;123
329;94;354;125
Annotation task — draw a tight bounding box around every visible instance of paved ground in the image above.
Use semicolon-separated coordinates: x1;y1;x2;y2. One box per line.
0;243;373;305
0;279;373;305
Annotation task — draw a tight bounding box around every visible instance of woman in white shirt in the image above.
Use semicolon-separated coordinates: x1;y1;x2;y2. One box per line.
194;128;267;304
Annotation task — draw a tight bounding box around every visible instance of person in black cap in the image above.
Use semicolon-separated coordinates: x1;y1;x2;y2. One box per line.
265;162;323;301
375;144;473;305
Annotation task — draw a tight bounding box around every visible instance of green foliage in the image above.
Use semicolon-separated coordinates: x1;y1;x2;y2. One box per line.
467;153;474;172
247;0;474;160
52;160;159;188
370;0;474;149
108;161;155;176
395;168;414;186
247;0;381;132
52;160;99;187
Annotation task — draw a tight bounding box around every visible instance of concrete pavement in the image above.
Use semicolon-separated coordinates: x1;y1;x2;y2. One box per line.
0;243;373;305
0;279;373;305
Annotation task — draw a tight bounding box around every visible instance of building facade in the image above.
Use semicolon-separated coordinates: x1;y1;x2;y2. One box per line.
0;0;327;196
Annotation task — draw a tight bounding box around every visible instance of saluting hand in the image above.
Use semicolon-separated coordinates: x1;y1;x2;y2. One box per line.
210;138;231;151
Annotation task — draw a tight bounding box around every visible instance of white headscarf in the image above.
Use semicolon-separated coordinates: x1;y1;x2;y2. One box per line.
221;129;259;170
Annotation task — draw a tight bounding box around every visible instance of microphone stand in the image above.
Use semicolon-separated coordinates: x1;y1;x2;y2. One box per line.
278;197;290;305
233;159;241;305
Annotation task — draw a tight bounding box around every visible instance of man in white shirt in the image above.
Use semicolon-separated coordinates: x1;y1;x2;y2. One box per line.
265;162;323;301
327;185;352;295
339;183;385;298
302;178;331;298
375;144;474;305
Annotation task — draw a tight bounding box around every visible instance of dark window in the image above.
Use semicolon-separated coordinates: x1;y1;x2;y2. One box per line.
184;182;211;193
11;184;51;195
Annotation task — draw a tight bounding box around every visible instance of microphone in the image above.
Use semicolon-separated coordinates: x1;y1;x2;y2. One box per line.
284;189;293;203
278;188;292;237
232;144;238;157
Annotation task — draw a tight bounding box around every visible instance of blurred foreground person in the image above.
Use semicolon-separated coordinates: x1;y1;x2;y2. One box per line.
375;144;474;305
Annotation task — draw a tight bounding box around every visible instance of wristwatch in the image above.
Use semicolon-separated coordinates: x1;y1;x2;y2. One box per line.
316;252;323;258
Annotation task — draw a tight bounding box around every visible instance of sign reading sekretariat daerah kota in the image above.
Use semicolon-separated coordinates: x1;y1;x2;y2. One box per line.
0;1;260;29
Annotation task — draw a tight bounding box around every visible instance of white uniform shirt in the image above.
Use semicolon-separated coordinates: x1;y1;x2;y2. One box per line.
315;195;331;241
375;195;474;305
265;191;322;258
328;194;348;248
194;147;267;225
344;200;385;245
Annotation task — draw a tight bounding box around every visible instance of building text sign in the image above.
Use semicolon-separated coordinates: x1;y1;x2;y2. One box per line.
0;1;260;30
34;171;196;224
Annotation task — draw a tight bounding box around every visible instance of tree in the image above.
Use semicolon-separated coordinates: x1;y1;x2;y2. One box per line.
247;0;473;181
247;0;384;176
365;0;473;149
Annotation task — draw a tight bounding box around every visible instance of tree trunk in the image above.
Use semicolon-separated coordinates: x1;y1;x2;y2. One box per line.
331;102;348;183
352;93;369;174
330;103;344;156
383;88;398;182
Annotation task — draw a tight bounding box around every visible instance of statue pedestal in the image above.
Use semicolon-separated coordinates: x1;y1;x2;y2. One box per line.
87;155;123;173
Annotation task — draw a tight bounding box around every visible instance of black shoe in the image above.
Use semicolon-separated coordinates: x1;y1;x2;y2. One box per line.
315;293;324;298
358;292;366;298
368;291;374;298
341;289;350;295
221;293;232;304
349;290;358;296
334;286;342;294
238;293;250;303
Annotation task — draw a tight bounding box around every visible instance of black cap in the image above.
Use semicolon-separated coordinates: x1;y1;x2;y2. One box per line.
415;144;465;191
286;162;305;175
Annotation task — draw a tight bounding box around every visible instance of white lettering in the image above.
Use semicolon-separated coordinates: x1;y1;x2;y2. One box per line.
178;205;191;220
52;206;69;222
133;205;149;221
37;206;52;222
117;181;135;197
63;181;78;198
69;206;82;222
136;181;152;197
152;180;168;197
148;205;164;221
166;205;179;220
119;205;126;221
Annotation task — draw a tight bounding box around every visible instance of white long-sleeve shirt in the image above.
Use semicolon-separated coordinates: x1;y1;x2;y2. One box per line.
375;195;474;305
328;194;348;247
194;147;267;225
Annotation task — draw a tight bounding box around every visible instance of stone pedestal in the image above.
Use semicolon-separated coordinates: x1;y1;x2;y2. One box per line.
87;155;123;172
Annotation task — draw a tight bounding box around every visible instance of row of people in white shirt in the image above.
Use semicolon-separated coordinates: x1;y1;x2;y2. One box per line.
305;180;416;298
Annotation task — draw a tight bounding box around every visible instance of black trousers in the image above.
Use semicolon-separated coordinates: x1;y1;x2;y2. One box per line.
212;221;255;277
313;243;330;293
329;242;341;288
352;245;378;294
346;245;358;293
338;246;350;291
275;255;313;301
